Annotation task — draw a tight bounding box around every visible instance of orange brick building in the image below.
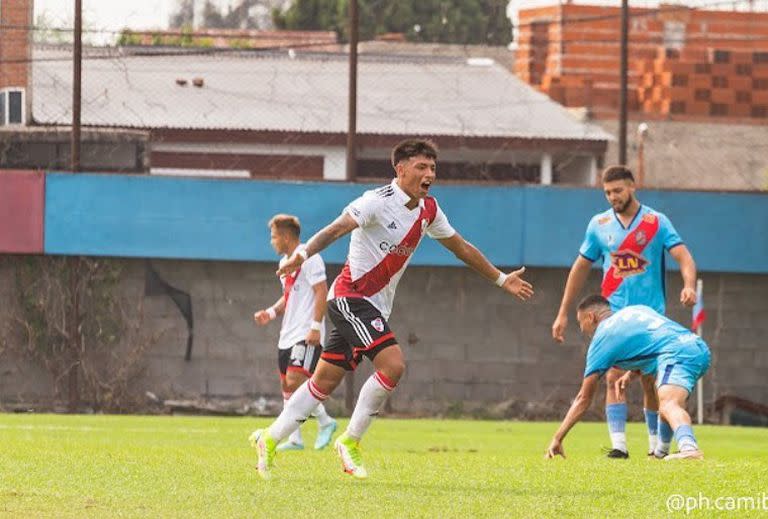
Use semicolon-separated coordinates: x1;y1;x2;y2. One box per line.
515;3;768;122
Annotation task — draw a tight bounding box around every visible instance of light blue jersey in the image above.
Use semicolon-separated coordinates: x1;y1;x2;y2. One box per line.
579;205;683;314
584;305;711;393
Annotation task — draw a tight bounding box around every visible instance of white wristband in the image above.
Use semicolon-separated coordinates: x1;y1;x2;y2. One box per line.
310;320;322;331
266;307;277;320
296;247;308;260
495;272;508;287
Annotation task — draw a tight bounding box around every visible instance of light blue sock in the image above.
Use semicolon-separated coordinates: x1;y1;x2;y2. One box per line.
606;403;628;452
673;424;699;452
644;409;659;451
655;418;674;456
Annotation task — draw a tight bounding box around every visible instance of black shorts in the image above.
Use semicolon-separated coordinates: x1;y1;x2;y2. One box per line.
321;297;399;371
278;341;322;379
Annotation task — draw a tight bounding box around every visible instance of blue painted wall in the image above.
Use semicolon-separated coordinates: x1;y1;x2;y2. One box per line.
44;173;768;273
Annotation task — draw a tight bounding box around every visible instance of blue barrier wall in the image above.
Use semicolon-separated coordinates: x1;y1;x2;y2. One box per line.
44;173;768;273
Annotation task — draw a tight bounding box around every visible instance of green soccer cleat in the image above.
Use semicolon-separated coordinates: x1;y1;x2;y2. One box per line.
276;441;304;452
314;419;338;451
334;432;367;479
249;429;277;479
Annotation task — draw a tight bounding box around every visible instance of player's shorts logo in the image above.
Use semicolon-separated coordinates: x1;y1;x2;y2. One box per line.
610;250;649;278
370;317;385;333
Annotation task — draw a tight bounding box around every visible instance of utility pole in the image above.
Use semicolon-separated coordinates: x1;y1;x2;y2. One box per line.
618;0;629;165
72;0;82;173
344;0;359;413
345;0;359;182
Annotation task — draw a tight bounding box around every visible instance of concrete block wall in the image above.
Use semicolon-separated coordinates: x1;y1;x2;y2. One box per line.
2;257;766;417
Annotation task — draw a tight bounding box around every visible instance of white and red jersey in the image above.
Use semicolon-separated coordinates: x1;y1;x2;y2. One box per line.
278;247;327;350
329;179;456;318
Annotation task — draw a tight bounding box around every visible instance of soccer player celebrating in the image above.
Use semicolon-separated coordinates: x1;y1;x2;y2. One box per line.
253;214;337;452
551;165;697;459
546;295;710;461
250;139;534;479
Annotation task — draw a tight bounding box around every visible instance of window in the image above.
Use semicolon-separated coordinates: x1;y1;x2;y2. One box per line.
710;103;728;117
712;76;728;89
670;101;686;114
694;89;710;101
712;50;730;64
752;106;767;119
356;159;541;183
0;89;25;126
736;91;751;104
671;75;688;87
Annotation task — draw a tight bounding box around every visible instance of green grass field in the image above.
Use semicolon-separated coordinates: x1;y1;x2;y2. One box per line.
1;414;767;518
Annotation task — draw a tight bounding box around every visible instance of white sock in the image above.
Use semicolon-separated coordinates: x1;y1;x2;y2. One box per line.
312;403;334;427
281;398;303;444
655;440;671;457
269;380;327;441
346;371;395;440
648;434;658;453
288;425;303;445
610;432;628;453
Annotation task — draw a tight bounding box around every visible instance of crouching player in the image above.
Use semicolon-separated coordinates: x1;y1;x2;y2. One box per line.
546;295;710;461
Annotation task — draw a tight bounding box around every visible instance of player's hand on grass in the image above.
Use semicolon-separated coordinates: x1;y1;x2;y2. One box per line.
545;439;565;459
552;314;567;343
614;371;635;400
305;328;321;346
680;287;697;307
277;252;305;277
253;310;272;326
501;267;534;301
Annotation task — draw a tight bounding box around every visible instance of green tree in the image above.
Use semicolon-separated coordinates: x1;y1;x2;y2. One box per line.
273;0;512;45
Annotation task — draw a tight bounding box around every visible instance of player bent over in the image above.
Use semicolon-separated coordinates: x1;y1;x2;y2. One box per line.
250;139;534;480
546;295;710;461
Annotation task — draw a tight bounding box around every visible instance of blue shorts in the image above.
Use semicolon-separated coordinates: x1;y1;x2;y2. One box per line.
655;338;711;394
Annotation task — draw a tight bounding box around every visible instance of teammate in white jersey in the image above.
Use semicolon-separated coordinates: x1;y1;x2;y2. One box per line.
250;139;534;480
253;214;337;452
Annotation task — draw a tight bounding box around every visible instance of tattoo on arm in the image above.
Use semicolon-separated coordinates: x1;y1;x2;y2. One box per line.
305;214;357;257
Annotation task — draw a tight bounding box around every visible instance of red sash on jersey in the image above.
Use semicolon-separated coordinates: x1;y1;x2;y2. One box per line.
334;197;438;298
282;267;301;305
601;213;660;298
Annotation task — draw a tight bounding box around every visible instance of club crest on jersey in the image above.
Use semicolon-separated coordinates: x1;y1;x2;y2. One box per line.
635;230;647;246
420;219;429;235
610;250;649;278
370;317;385;333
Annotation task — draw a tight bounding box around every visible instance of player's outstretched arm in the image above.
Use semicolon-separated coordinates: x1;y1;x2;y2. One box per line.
552;255;593;343
669;245;697;307
254;295;286;326
277;214;359;277
545;373;600;459
437;233;533;301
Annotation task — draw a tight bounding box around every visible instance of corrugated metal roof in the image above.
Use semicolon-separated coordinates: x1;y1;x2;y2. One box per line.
32;48;610;142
